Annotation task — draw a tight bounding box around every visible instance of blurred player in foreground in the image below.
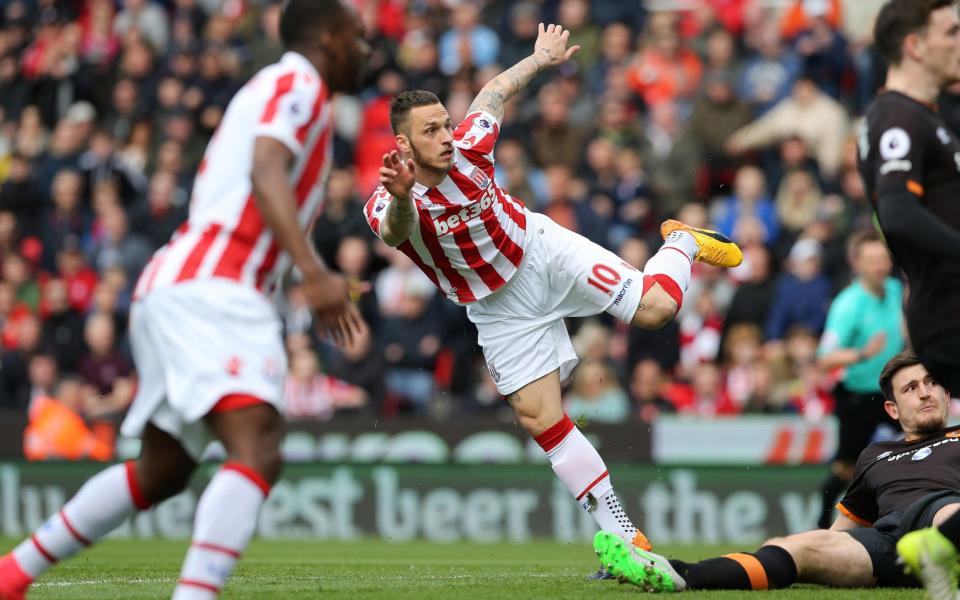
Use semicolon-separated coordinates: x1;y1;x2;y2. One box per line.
0;1;368;598
365;23;742;577
596;350;960;593
851;0;960;596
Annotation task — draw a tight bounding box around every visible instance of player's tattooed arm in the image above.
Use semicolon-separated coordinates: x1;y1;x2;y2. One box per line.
466;23;580;122
379;150;418;247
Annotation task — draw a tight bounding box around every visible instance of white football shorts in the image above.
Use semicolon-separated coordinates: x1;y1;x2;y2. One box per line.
466;212;645;395
120;279;287;460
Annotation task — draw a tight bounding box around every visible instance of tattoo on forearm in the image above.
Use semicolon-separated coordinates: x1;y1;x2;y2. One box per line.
385;193;415;242
467;54;547;121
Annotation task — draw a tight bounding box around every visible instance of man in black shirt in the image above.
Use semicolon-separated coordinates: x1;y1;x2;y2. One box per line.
855;2;960;594
857;0;960;395
595;350;960;592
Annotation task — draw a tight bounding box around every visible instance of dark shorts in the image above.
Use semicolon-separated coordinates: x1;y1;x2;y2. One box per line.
833;383;898;463
845;490;960;587
916;329;960;397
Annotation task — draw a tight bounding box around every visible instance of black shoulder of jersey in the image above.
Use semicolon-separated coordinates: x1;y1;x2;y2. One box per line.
862;426;960;461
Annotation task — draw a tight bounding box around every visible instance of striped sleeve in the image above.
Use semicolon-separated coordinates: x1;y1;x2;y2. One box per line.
453;111;500;165
253;71;319;154
364;187;391;237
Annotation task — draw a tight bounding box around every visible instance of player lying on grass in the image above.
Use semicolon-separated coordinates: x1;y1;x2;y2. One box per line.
594;350;960;593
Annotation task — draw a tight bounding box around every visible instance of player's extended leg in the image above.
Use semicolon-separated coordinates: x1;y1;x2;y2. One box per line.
609;528;873;592
627;220;743;331
897;503;960;600
0;423;197;600
506;371;651;551
171;401;283;600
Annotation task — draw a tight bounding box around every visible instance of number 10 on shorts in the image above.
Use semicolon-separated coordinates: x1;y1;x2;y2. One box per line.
587;264;621;296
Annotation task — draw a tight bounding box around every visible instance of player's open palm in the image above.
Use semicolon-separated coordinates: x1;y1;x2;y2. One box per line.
534;23;580;67
380;150;415;199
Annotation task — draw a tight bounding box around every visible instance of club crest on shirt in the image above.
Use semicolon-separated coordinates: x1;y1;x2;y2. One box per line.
938;127;952;145
469;166;490;189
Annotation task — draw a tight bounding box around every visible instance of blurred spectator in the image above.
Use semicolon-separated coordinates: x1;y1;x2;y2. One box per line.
771;325;833;418
668;362;736;416
498;2;540;69
0;153;43;237
765;238;832;341
42;169;88;270
794;12;849;99
642;101;699;216
355;70;406;197
22;376;113;461
542;165;604;244
132;170;187;249
628;12;703;108
284;346;367;421
113;0;169;52
587;22;633;97
727;76;849;179
0;313;43;409
557;0;600;71
4;251;39;312
739;20;801;114
91;204;152;282
76;311;132;395
722;244;776;339
722;323;767;412
711;165;779;244
248;2;283;74
379;274;442;413
438;0;499;76
689;70;752;197
40;278;85;372
565;359;630;424
678;287;724;372
527;83;587;170
780;0;841;41
776;169;822;238
78;128;144;206
630;359;676;423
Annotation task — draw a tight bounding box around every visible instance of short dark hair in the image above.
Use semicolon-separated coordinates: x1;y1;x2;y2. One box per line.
874;0;957;66
879;350;923;402
279;0;350;49
847;229;885;261
390;90;442;135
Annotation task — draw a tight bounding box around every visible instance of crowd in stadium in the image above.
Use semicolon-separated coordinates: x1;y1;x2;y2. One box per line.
0;0;920;444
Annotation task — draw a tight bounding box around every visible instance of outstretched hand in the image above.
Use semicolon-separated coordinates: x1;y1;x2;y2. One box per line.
533;23;580;68
379;150;416;199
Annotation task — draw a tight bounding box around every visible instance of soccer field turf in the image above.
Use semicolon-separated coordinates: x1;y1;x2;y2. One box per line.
0;538;926;599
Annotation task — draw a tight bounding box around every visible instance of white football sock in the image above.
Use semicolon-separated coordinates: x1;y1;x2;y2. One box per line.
535;415;644;547
173;463;270;600
12;461;150;578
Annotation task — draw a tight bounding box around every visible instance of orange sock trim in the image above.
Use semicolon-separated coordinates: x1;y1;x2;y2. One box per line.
722;553;769;590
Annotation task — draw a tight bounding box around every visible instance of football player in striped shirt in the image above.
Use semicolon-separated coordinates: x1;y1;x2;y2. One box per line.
365;23;742;578
0;2;368;599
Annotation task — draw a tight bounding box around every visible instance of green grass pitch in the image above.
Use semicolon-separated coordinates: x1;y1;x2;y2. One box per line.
0;538;926;599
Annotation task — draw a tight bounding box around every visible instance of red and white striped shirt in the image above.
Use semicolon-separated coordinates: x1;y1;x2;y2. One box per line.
364;111;528;304
134;52;333;300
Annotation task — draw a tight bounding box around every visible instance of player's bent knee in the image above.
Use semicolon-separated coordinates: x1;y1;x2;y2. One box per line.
630;296;677;329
